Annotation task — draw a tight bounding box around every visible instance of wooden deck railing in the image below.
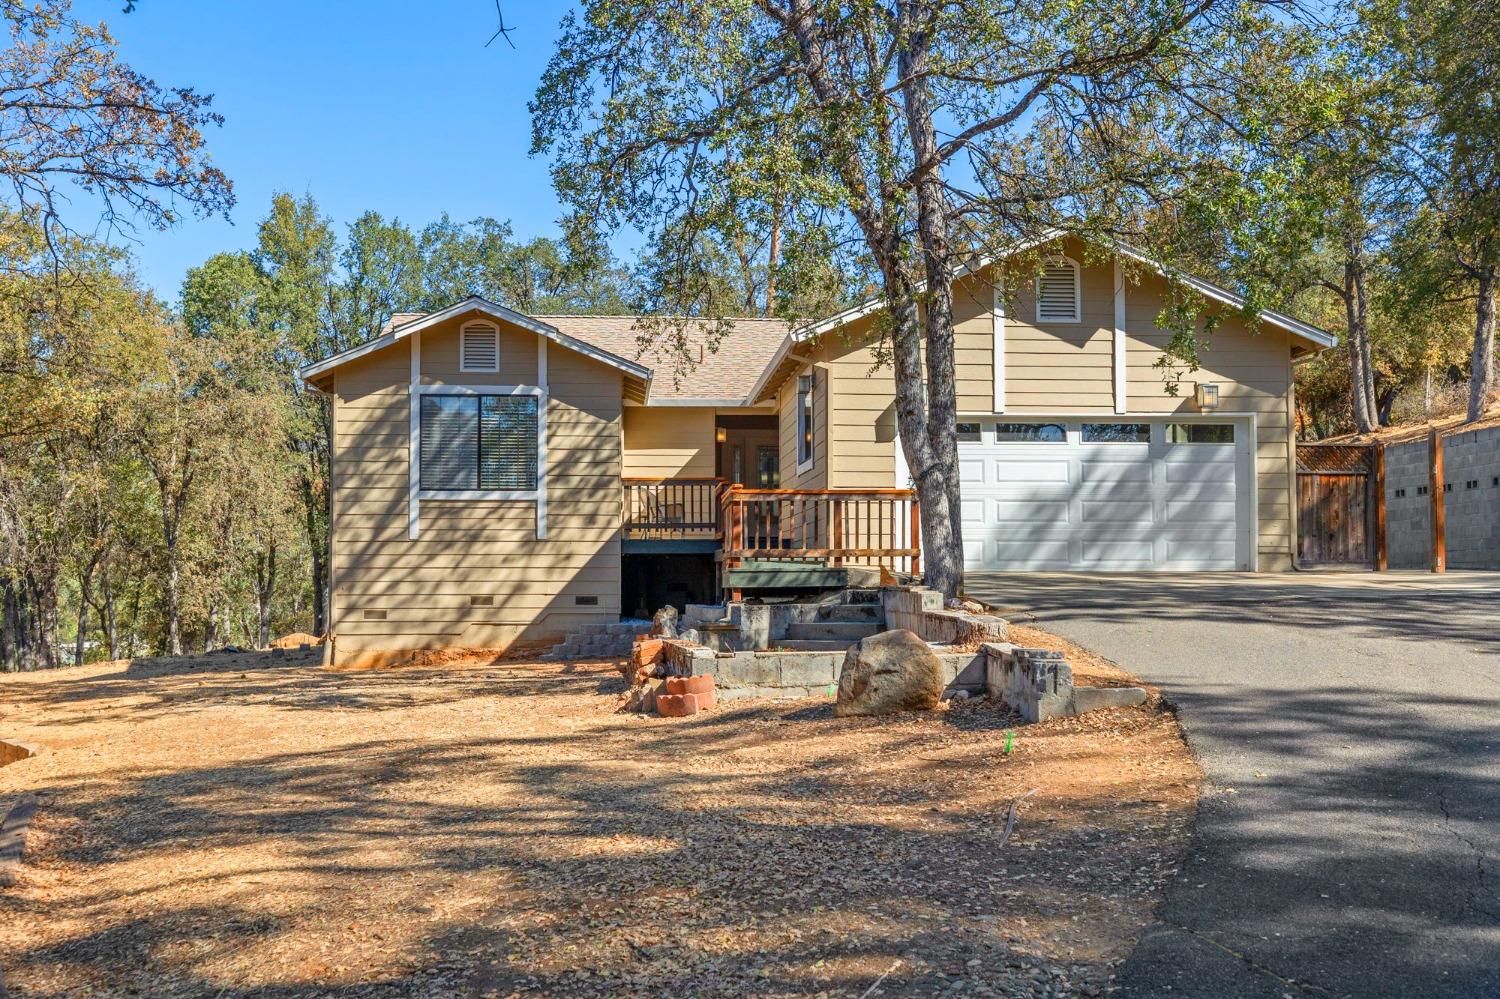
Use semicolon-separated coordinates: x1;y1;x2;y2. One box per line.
622;478;725;539
720;487;921;575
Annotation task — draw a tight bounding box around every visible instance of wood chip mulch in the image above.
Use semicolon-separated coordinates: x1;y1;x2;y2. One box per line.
0;640;1200;998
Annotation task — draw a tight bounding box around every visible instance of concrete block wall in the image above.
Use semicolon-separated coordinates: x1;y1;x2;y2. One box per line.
881;587;1009;646
1383;427;1500;570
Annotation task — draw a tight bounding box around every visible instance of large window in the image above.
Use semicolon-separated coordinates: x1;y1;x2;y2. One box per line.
420;395;538;490
797;371;816;468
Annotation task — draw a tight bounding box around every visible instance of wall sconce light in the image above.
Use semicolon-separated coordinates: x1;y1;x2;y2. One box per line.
715;427;728;443
1194;383;1220;411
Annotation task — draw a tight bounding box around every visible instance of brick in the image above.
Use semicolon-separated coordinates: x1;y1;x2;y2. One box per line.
656;693;700;717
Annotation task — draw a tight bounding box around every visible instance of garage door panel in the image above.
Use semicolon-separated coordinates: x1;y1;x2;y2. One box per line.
1166;499;1238;524
991;539;1070;568
959;459;986;485
1075;480;1152;503
1080;500;1153;523
992;459;1069;484
1080;460;1152;484
1078;539;1155;565
1164;457;1235;483
1164;538;1238;564
989;499;1070;524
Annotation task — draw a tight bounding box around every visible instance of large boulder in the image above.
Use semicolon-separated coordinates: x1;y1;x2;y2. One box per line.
834;629;945;717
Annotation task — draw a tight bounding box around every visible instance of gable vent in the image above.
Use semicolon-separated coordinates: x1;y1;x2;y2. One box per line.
460;324;500;372
1036;259;1081;323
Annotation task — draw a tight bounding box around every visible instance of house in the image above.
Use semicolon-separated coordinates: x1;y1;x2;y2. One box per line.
300;235;1335;667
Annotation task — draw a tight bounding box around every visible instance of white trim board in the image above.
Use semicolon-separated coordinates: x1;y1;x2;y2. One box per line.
301;295;653;384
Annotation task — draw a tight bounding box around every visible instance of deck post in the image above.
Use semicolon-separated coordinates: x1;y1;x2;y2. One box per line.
831;497;844;567
909;496;922;578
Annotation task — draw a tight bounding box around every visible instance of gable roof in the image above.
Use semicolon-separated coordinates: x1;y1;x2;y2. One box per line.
536;315;788;403
299;297;654;396
749;230;1338;403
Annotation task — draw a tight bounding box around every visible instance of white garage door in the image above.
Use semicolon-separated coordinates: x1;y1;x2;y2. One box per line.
918;419;1252;571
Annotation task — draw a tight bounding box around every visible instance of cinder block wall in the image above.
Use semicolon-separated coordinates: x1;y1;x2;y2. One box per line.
1383;427;1500;570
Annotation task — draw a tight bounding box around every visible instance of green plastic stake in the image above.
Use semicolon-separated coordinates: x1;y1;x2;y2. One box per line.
1004;729;1015;754
826;684;837;698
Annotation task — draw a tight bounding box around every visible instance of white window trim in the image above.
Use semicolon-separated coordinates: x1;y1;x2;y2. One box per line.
407;329;550;539
1035;256;1082;324
459;322;501;373
795;367;816;474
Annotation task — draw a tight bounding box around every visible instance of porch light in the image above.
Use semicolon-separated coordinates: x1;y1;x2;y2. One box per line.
716;427;728;443
1194;382;1220;411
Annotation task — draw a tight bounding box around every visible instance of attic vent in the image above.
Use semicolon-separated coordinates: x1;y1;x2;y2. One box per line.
1036;258;1081;323
460;324;500;372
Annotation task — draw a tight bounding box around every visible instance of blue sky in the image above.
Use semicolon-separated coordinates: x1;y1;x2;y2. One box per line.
75;0;578;299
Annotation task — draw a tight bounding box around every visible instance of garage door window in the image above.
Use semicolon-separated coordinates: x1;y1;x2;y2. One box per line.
993;422;1065;443
1166;423;1235;444
1083;423;1149;443
956;422;982;442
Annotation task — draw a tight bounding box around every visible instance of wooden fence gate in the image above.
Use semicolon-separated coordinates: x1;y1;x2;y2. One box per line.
1295;443;1385;568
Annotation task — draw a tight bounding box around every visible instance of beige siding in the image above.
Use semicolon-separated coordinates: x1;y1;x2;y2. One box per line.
782;247;1300;568
778;362;829;489
420;316;539;385
622;406;715;478
1005;243;1116;414
330;321;622;664
1122;272;1295;568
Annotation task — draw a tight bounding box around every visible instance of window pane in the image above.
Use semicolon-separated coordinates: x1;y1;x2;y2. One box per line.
1083;423;1149;443
480;395;539;490
420;396;479;490
994;422;1066;443
798;373;814;463
1166;423;1235;444
956;422;982;442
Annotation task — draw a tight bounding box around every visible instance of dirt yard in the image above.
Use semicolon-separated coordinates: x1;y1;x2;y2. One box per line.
0;639;1200;998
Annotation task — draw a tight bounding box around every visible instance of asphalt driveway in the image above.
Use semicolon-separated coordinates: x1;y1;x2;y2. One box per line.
965;571;1500;999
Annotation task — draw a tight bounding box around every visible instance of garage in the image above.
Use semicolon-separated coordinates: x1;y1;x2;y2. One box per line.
906;418;1254;571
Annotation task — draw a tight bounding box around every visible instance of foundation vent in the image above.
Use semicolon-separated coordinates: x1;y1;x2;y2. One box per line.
575;595;599;606
470;594;494;607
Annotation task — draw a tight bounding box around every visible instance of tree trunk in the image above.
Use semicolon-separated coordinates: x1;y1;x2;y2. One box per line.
100;567;118;661
1468;268;1496;422
256;539;277;649
164;544;182;656
897;0;964;597
75;574;91;667
1344;250;1376;433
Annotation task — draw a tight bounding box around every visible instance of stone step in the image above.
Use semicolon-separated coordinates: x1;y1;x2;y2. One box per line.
785;621;882;642
819;604;882;623
776;639;857;652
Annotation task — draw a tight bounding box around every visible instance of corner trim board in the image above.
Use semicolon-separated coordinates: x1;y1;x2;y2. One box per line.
408;331;422;541
992;272;1006;412
1113;258;1127;414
